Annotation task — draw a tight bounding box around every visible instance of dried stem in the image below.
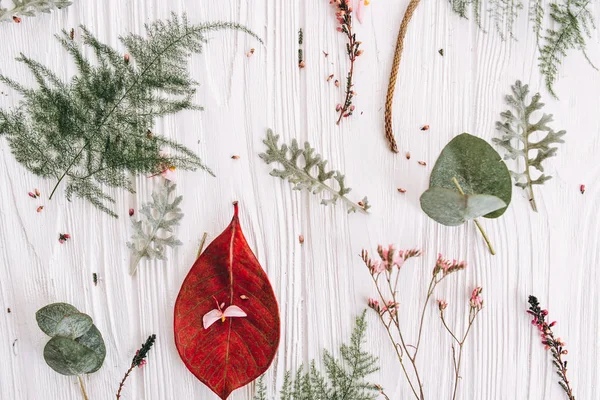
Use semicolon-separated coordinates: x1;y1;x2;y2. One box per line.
197;232;208;258
451;177;496;255
384;0;422;153
440;307;481;400
331;0;361;124
116;365;134;399
78;376;89;400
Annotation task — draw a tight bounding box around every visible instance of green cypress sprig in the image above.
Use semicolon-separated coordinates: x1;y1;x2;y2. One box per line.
0;13;261;217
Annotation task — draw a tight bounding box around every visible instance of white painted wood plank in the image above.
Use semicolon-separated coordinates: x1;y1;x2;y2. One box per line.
0;0;599;399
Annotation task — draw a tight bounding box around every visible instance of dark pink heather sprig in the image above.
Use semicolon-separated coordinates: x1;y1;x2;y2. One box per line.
328;0;363;125
528;295;575;400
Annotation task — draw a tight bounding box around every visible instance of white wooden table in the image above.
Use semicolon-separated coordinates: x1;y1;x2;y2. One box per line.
1;1;599;399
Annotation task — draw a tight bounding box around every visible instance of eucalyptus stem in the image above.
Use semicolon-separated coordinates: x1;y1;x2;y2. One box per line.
78;376;89;400
451;177;496;255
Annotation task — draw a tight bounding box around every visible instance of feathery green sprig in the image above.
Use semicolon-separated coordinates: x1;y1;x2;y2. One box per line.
493;80;565;212
0;0;71;22
254;311;382;400
538;0;596;97
259;129;370;214
0;13;261;217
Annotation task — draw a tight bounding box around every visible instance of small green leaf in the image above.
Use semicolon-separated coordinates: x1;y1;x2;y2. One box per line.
36;303;80;337
54;313;93;339
43;337;101;376
429;133;512;218
420;188;507;226
75;325;106;373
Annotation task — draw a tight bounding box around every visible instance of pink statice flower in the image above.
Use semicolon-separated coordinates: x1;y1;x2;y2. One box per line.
434;254;466;277
469;287;483;310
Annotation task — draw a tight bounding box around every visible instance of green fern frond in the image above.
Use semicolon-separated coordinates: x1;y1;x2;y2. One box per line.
529;0;545;45
0;0;72;22
538;0;596;97
489;0;524;40
493;80;565;212
0;13;261;217
254;311;382;400
254;376;268;400
127;179;183;275
259;129;371;214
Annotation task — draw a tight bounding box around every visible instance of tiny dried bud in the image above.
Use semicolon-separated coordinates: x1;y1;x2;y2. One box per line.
351;90;357;96
349;105;355;111
70;28;75;40
358;201;364;207
327;74;334;82
246;48;255;57
129;208;135;217
335;79;340;87
146;129;153;139
28;192;36;198
7;308;11;313
299;234;305;244
124;54;130;63
397;188;407;193
58;239;65;244
418;161;427;166
231;155;240;160
298;60;306;68
421;125;430;131
35;189;40;197
336;103;342;112
437;300;448;311
323;51;329;57
63;234;71;239
405;152;411;159
562;350;568;355
36;206;44;213
12;16;21;23
240;294;249;300
580;184;585;194
355;50;363;57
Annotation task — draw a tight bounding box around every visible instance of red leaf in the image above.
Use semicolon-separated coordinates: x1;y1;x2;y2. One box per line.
174;202;280;399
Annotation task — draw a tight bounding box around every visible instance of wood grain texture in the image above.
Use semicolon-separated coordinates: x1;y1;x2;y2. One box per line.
0;0;599;399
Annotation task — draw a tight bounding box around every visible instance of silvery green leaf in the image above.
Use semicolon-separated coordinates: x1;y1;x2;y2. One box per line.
54;313;93;340
75;325;106;373
36;303;80;337
259;129;370;214
127;179;183;275
0;0;72;22
429;132;512;218
43;337;101;376
420;188;507;226
493;80;565;212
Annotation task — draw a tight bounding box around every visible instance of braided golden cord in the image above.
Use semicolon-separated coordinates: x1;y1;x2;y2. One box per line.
384;0;422;153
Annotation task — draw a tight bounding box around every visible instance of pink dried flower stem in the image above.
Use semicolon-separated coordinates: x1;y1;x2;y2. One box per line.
439;287;483;400
329;0;362;125
363;249;467;400
528;295;574;400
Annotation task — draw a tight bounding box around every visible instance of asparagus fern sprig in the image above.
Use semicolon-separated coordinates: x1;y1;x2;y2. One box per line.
0;13;261;217
493;80;565;212
0;0;72;22
127;179;183;275
538;0;596;97
259;129;370;214
254;311;383;400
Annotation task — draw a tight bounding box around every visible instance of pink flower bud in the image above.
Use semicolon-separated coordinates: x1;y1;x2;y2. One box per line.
28;192;36;198
336;104;342;111
63;234;70;239
129;208;135;216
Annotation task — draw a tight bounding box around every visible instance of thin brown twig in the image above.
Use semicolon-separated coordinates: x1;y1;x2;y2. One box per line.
116;365;135;399
384;0;422;153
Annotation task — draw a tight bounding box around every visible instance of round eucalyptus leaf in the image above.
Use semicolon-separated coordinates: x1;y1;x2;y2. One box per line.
420;188;507;226
36;303;80;337
43;337;101;376
75;324;106;373
54;313;93;340
429;133;512;218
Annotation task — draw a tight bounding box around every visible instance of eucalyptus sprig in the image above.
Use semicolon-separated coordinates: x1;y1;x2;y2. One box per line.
36;303;106;400
0;0;72;22
259;129;370;214
494;80;565;212
420;133;512;254
0;13;261;217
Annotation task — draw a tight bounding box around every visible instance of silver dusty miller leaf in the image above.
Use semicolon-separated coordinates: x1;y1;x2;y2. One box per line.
0;0;72;22
259;129;370;214
493;80;565;212
127;179;183;275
